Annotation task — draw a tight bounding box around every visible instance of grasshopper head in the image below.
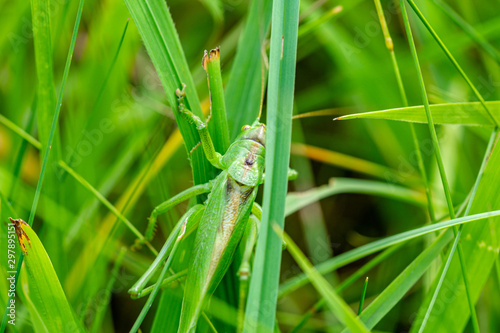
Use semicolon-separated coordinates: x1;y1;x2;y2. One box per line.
240;121;265;147
222;121;266;186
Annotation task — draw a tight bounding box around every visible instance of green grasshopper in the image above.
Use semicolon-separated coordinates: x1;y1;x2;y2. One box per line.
129;81;297;331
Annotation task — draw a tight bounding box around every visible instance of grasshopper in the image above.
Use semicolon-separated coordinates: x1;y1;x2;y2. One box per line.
129;73;296;330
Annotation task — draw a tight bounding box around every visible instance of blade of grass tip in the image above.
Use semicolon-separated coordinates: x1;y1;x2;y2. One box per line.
275;225;370;333
399;2;479;331
0;1;85;331
358;277;368;315
432;0;500;65
373;0;435;222
16;221;84;332
292;106;356;119
336;102;500;126
64;19;129;180
406;0;500;128
243;1;300;332
418;128;499;332
277;209;500;299
203;47;230;154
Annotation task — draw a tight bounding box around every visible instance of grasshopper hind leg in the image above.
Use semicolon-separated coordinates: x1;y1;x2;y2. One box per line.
237;213;260;332
129;204;205;298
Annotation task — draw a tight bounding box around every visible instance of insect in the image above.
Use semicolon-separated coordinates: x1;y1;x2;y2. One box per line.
9;217;31;255
129;81;296;331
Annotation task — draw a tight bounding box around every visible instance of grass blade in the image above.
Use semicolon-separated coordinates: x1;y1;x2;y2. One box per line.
224;0;272;139
357;277;368;315
406;0;499;127
123;0;217;187
285;177;428;217
411;132;500;332
342;230;453;332
203;47;230;153
277;226;369;333
1;1;84;330
278;209;500;299
243;0;300;331
15;221;84;332
291;143;421;185
432;0;500;64
399;1;479;330
373;0;435;222
337;101;500;126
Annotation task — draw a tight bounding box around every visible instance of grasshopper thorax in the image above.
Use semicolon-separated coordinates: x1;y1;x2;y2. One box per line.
221;121;266;186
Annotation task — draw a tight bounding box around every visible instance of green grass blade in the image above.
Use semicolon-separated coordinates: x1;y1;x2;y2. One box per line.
7;105;36;199
406;0;499;127
345;230;452;332
243;0;300;331
0;114;42;149
291;143;421;186
357;277;368;315
0;118;156;253
411;133;500;333
400;1;480;329
64;20;129;176
432;0;500;64
1;1;84;330
58;161;156;254
30;0;56;151
337;101;500;126
291;243;407;332
27;0;84;227
123;0;216;187
130;235;182;332
278;209;500;299
224;0;272;139
204;47;230;153
417;128;498;332
16;222;84;332
285;177;428;217
277;226;370;333
373;0;435;222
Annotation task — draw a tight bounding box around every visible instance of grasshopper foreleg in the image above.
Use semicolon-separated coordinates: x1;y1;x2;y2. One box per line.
176;84;224;169
260;168;298;185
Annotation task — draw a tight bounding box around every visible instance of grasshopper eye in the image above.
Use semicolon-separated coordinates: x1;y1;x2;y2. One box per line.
241;125;251;131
